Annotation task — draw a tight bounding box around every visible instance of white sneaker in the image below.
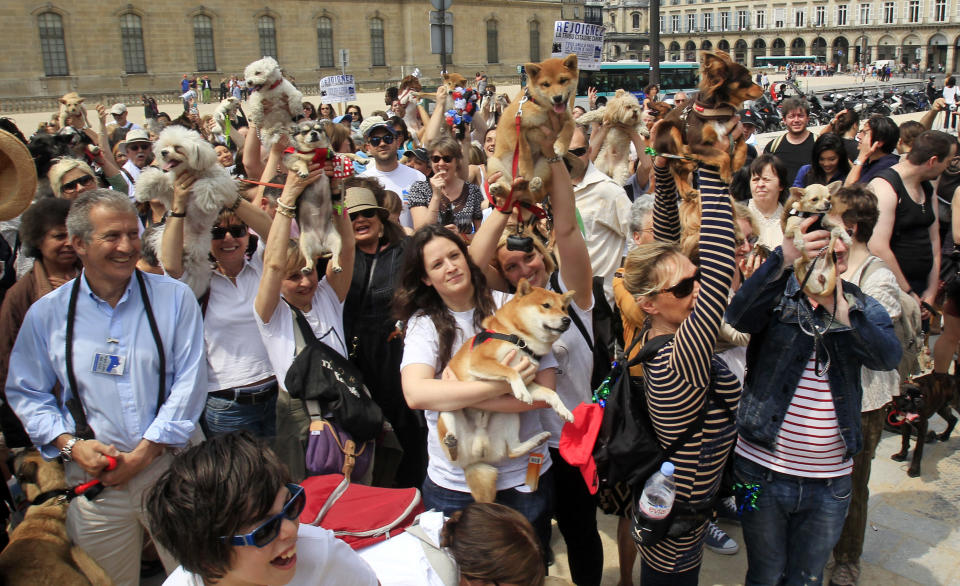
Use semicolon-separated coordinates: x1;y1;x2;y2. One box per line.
704;520;739;555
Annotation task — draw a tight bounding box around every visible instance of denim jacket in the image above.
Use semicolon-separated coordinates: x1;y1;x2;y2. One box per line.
725;247;901;460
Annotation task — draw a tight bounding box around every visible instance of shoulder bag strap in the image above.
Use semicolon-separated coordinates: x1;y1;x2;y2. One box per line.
550;271;594;352
285;299;318;356
135;270;167;418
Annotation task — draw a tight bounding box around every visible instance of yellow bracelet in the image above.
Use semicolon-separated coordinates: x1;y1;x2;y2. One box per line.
276;200;297;218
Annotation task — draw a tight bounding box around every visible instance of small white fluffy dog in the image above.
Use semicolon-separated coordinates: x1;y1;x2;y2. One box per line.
58;92;91;129
211;97;240;135
244;57;303;146
575;89;644;186
136;126;238;296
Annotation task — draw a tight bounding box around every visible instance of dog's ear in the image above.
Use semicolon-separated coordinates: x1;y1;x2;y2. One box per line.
516;278;532;296
562;53;578;72
59;96;68;105
524;62;541;80
788;186;806;201
18;460;38;484
826;180;843;195
561;290;575;308
615;89;626;99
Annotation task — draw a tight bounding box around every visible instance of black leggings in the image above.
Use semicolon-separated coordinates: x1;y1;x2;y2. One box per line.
640;559;701;585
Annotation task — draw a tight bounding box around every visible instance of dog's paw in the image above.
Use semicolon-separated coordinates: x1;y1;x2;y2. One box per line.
529;177;543;192
331;265;343;273
907;466;921;478
488;181;507;197
938;431;953;442
891;452;908;462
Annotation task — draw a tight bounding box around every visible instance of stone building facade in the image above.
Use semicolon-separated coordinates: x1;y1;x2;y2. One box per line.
2;0;566;100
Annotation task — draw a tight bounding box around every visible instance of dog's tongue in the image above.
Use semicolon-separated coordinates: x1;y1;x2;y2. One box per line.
162;161;178;171
553;103;566;114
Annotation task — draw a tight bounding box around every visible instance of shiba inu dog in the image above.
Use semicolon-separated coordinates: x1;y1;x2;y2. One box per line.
487;54;578;205
439;279;576;502
782;181;850;297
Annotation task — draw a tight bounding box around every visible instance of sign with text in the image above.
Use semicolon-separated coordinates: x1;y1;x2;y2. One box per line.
551;21;605;70
319;74;356;104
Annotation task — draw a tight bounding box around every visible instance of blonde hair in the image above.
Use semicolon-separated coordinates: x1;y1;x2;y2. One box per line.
622;242;685;298
283;240;309;278
491;228;556;277
733;202;760;236
48;158;96;198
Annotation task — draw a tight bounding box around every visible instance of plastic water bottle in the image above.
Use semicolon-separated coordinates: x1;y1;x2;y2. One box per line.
637;461;676;520
632;461;676;546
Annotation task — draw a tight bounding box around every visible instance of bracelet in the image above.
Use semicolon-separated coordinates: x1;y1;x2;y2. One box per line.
546;154;563;164
227;195;243;212
168;211;186;218
276;200;297;218
60;437;82;462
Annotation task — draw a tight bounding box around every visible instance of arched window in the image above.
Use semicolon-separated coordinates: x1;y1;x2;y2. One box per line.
487;20;499;63
529;21;540;61
193;15;216;71
258;16;277;59
632;13;641;28
38;12;68;76
370;17;385;66
317;17;334;67
120;13;146;73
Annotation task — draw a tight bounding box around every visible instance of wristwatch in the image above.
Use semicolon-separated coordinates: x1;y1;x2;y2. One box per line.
853;159;863;166
60;437;82;461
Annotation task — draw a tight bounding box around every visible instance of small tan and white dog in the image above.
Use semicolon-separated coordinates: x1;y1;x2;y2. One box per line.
244;57;303;146
58;92;91;129
782;181;851;297
575;89;644;186
211;97;241;135
439;280;575;502
136;126;239;296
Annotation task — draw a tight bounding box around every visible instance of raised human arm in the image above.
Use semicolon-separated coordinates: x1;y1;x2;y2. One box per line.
422;86;449;146
920;98;947;130
243;123;265;182
251;139;287;210
94;104;122;179
159;172;199;279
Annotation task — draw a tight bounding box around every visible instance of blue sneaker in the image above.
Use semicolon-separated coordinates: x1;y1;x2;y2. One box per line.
716;495;740;524
704;521;739;555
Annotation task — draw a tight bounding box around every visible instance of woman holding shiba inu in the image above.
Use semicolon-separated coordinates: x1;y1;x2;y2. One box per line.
619;123;741;585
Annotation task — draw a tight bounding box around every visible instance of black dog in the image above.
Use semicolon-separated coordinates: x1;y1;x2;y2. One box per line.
890;373;958;477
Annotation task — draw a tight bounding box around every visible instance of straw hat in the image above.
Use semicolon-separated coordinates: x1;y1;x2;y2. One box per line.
343;187;387;217
0;129;37;221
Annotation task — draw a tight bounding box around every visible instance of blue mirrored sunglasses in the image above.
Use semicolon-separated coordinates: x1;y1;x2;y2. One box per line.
221;483;305;547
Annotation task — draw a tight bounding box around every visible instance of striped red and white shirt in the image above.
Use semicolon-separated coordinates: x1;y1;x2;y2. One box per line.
736;355;852;478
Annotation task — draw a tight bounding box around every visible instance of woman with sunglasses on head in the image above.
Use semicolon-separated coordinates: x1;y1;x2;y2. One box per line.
147;431;378;586
408;136;484;236
340;177;426;488
618;120;741;586
160;172;279;440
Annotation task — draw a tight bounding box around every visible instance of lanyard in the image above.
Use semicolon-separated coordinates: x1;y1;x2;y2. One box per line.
64;270;166;440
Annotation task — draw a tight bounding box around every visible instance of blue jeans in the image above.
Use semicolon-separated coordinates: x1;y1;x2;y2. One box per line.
203;394;277;439
735;456;853;586
422;469;555;557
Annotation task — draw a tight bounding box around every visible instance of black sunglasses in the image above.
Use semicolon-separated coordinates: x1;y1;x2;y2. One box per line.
368;134;396;147
62;175;95;192
349;208;378;221
431;154;454;164
221;484;306;547
126;143;151;152
569;146;588;157
735;234;759;247
211;225;248;239
659;269;701;298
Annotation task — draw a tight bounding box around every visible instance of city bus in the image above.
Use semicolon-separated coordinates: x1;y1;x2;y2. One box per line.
754;55;825;68
575;61;700;108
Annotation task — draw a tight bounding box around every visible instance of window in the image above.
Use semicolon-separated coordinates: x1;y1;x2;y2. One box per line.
193;15;216;71
370;17;385;66
837;4;848;25
258;16;277;58
585;5;603;25
816;5;826;24
908;0;920;21
774;7;785;27
659;15;665;31
633;12;641;28
38;12;68;76
120;13;146;74
884;1;896;22
704;12;713;30
317;18;334;67
687;13;697;31
795;9;805;26
486;20;498;63
859;3;872;24
737;9;749;29
671;14;681;32
720;10;730;29
935;0;947;20
529;21;540;61
756;9;765;28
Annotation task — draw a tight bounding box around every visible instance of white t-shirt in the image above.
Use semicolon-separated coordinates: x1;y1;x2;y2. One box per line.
359;511;449;586
542;274;594;448
944;85;959;105
359;163;426;228
399;291;555;493
163;524;378;586
203;244;274;391
256;279;347;391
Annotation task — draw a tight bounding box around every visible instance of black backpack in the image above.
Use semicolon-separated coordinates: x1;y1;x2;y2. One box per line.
550;273;619;390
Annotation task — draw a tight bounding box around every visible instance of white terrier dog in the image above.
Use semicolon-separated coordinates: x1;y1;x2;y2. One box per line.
244;57;303;146
136;126;238;296
211;97;241;135
575;89;644;186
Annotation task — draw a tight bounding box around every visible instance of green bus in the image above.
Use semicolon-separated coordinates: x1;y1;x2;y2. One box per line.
575;61;700;108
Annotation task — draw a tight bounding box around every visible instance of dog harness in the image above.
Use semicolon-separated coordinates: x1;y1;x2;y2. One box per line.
680;101;739;158
470;329;543;361
30;456;117;505
283;148;355;179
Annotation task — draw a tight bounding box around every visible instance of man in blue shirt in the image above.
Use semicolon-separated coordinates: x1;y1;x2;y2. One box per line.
6;189;206;584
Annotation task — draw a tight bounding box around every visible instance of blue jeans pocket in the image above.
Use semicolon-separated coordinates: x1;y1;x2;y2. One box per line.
828;474;853;501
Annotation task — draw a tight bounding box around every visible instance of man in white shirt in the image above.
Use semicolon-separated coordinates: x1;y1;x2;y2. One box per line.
118;129;153;201
108;103;142;133
358;116;425;228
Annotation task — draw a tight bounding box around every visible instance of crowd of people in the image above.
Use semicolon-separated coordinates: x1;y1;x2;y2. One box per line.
0;64;957;586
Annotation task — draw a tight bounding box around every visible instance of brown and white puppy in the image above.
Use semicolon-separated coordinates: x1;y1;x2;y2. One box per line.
439;280;575;502
0;451;113;586
486;54;578;205
575;89;644;186
891;373;958;477
781;181;850;297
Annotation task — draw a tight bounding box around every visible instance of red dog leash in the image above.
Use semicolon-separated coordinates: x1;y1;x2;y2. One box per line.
31;455;118;505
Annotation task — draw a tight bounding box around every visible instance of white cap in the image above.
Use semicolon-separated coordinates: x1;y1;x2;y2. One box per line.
660;461;675;476
109;103;127;115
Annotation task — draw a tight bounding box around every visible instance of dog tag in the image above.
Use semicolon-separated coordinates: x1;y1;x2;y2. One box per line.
92;353;125;376
525;452;544;491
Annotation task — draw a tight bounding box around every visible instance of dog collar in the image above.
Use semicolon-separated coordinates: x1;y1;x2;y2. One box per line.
284;146;330;164
471;329;542;361
691;101;737;120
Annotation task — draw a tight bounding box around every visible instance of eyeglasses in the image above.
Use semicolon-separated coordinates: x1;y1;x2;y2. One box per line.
569;146;588;157
221;484;305;548
657;269;701;298
349;208;378;221
126;143;151;152
211;225;248;239
735;234;759;247
431;154;454;164
368;134;396;147
62;175;95;192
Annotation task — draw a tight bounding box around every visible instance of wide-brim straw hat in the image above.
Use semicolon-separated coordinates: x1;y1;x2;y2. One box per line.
344;187;388;216
0;129;37;221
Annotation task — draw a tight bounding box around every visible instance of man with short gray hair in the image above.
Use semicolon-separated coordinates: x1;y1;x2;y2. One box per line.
6;189;206;585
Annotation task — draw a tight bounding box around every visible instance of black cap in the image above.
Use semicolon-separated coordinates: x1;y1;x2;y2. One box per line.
738;109;762;128
404;147;429;162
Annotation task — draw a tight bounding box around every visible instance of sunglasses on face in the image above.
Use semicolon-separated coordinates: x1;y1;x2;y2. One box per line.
126;143;150;152
431;154;454;164
569;146;588;157
210;224;248;240
368;134;395;147
221;484;306;548
659;269;701;298
62;175;95;192
349;208;378;221
735;234;759;247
